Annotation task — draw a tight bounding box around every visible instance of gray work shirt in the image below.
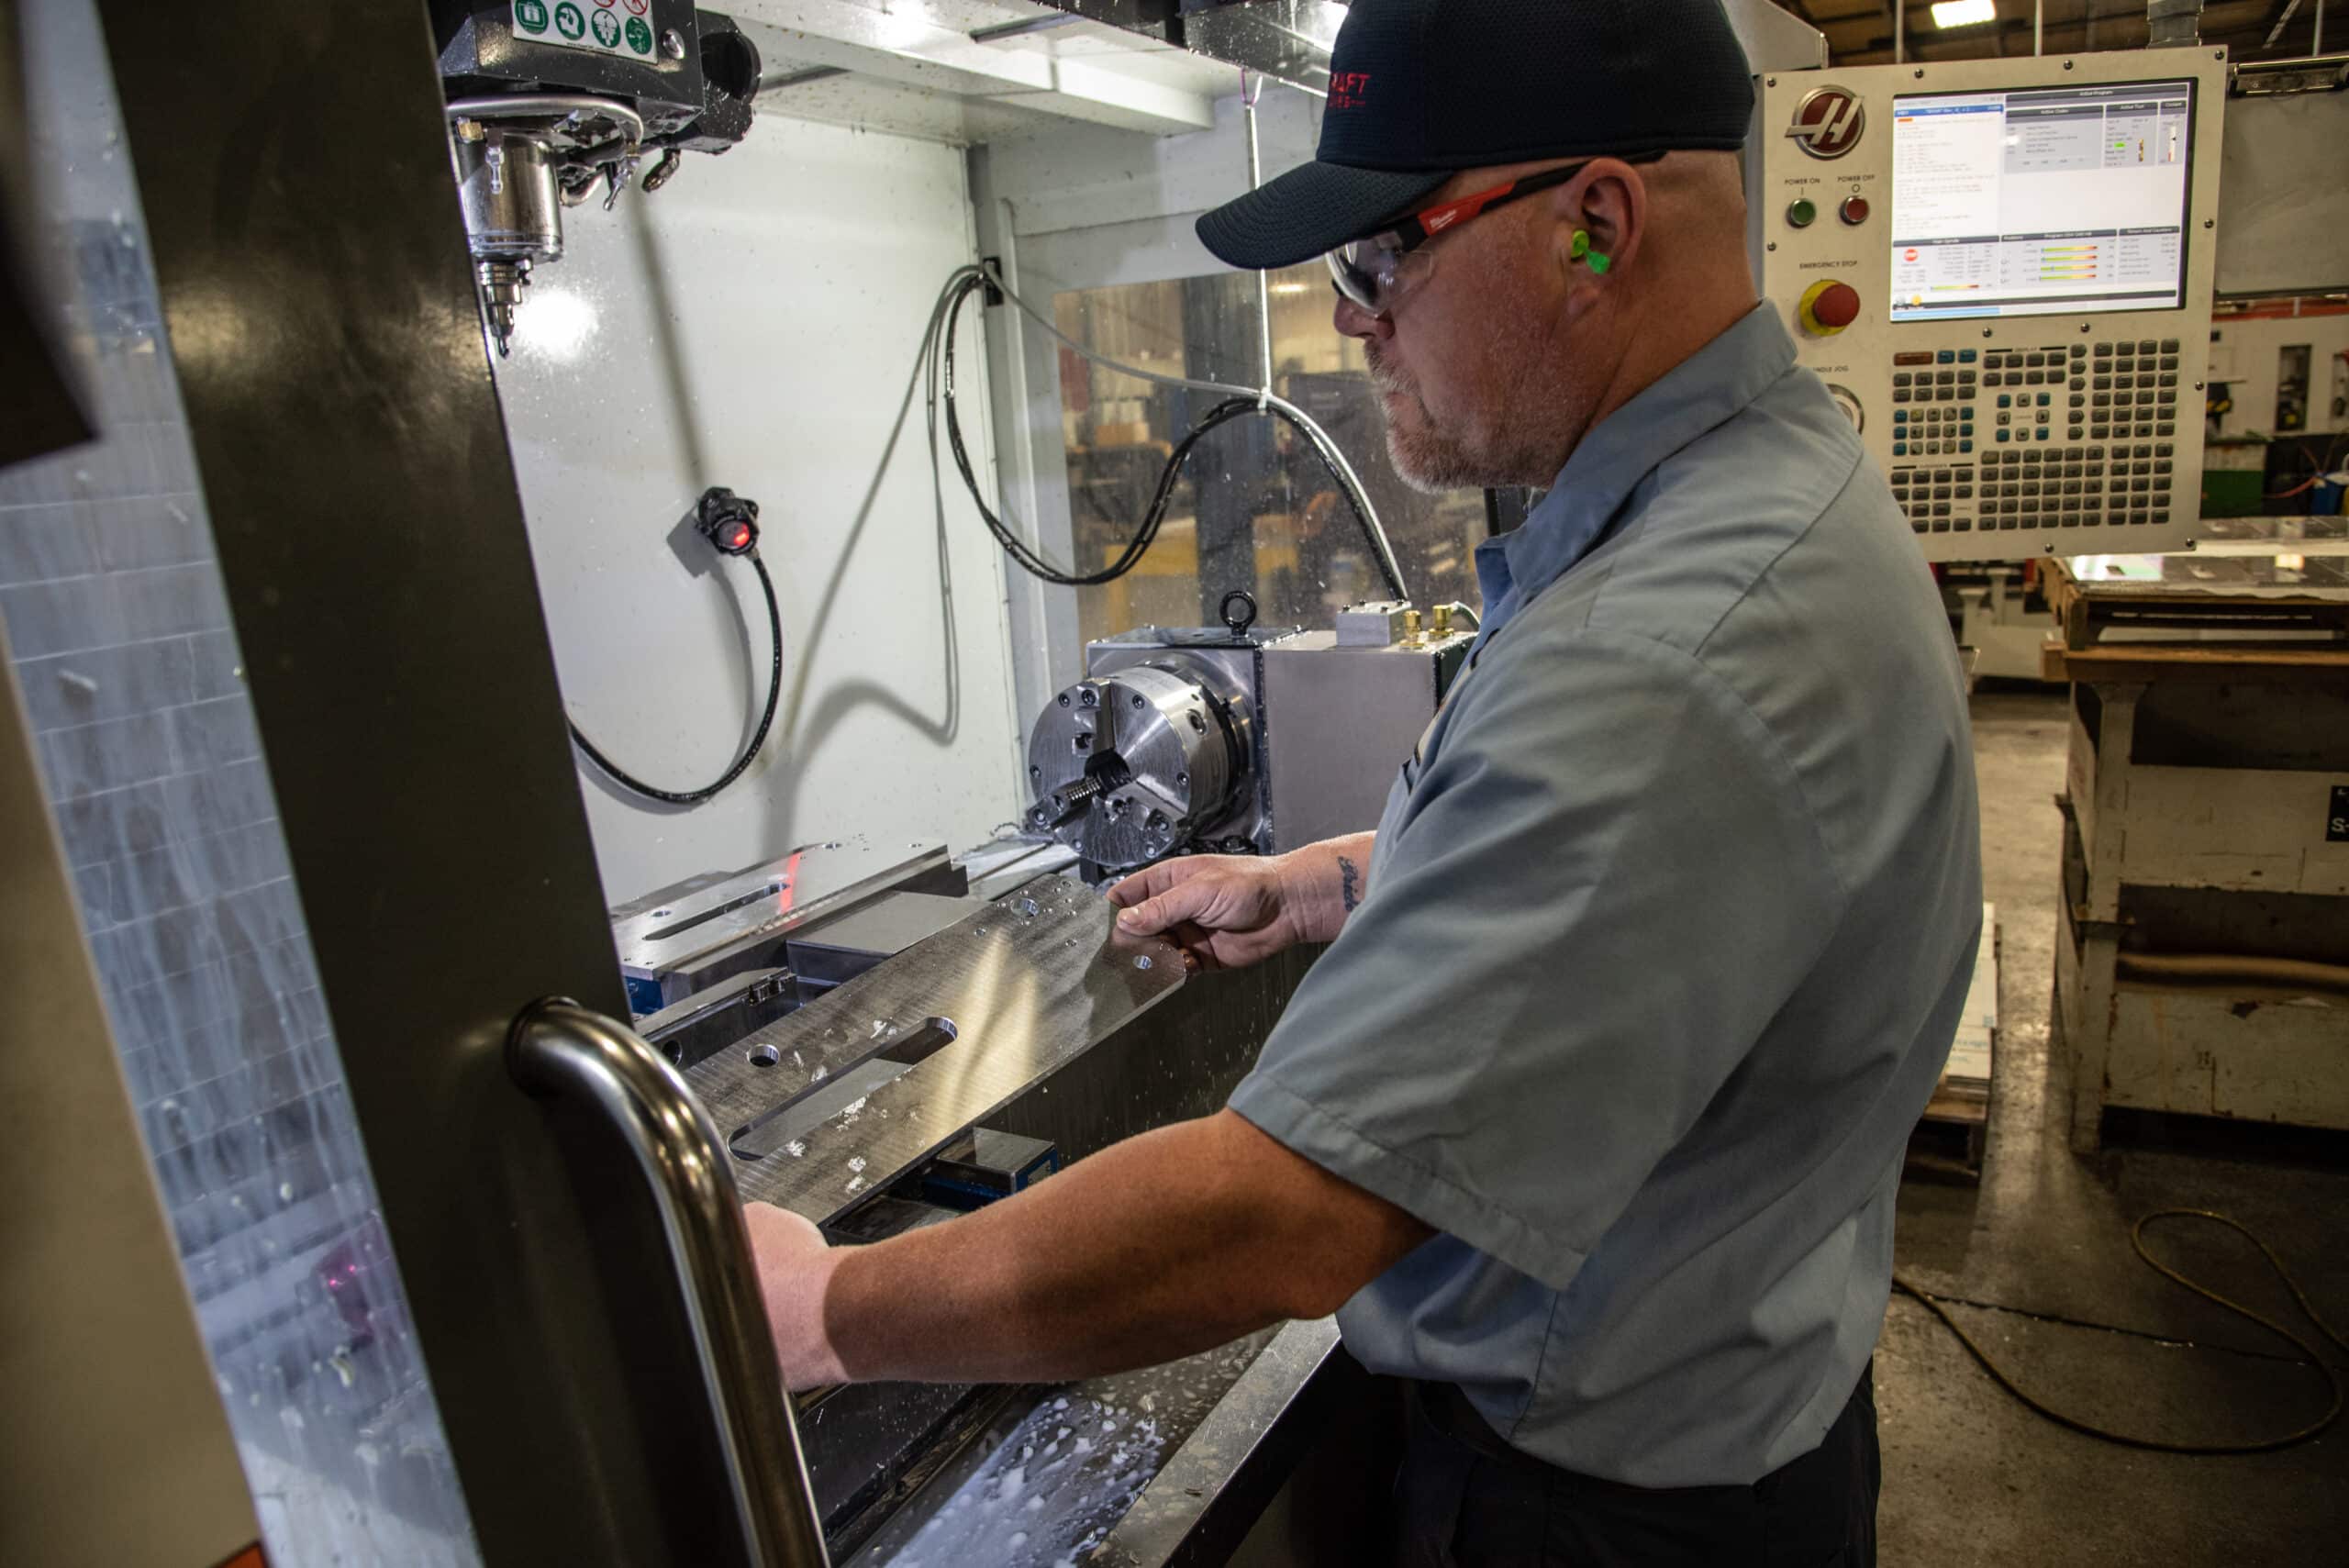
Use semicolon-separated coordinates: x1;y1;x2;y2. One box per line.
1227;304;1982;1488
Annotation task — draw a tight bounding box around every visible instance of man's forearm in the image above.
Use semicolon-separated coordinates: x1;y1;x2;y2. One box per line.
815;1109;1425;1386
1271;832;1375;945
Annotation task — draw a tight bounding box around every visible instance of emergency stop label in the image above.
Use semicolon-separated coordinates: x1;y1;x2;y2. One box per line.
512;0;657;62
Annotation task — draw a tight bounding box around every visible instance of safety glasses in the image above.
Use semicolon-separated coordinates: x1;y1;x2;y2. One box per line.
1325;152;1663;316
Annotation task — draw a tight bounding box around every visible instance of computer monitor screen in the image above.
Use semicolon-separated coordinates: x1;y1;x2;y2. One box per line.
1889;79;2195;322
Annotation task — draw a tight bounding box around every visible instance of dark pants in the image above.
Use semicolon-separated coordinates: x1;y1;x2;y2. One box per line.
1396;1364;1880;1568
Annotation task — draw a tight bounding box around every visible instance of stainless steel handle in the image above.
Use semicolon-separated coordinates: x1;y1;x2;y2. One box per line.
508;998;830;1568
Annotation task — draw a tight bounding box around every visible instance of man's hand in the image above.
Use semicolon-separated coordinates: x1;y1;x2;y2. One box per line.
1108;856;1299;970
743;1202;846;1391
1109;833;1374;968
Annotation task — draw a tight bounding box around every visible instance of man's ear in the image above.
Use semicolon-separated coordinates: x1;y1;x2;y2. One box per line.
1561;159;1649;278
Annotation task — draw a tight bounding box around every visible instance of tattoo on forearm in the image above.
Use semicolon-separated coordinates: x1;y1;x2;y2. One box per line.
1338;856;1361;914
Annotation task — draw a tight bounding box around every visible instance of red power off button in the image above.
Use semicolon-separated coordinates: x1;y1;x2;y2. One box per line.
1840;196;1870;225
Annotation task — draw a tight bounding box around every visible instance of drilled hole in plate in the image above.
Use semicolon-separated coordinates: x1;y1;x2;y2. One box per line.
747;1044;780;1068
729;1018;959;1160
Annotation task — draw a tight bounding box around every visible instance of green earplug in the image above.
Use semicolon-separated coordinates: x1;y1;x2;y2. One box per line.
1570;228;1612;274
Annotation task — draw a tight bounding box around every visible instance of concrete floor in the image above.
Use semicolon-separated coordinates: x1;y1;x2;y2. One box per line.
1879;688;2349;1567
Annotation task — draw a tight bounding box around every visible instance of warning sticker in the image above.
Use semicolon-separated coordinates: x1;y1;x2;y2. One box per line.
511;0;657;62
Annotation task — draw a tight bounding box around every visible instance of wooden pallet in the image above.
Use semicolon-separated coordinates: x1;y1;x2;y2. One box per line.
1905;908;1998;1184
1907;1084;1990;1184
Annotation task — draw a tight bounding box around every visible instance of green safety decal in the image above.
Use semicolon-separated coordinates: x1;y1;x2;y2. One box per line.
513;0;655;59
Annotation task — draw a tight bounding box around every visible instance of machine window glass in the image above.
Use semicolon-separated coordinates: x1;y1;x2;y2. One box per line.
1050;266;1486;644
0;4;482;1559
1889;79;2196;323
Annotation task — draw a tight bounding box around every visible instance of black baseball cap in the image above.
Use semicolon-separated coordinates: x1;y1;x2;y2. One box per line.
1197;0;1757;271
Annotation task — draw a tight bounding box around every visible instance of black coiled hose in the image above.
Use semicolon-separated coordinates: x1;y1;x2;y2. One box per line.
567;549;784;806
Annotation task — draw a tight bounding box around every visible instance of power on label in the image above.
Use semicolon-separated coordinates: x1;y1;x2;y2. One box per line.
512;0;657;61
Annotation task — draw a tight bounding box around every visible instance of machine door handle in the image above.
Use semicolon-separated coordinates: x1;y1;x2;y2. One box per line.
508;998;830;1567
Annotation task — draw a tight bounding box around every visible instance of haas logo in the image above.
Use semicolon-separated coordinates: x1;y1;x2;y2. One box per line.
1787;86;1866;160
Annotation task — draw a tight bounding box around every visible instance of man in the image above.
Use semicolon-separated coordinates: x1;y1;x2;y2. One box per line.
746;2;1982;1562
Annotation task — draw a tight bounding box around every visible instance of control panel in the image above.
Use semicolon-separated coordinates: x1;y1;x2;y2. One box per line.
1759;49;2229;562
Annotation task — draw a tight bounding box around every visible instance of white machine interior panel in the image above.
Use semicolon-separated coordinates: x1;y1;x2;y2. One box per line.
1760;50;2230;563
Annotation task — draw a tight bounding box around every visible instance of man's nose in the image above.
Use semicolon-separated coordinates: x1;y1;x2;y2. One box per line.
1333;294;1393;342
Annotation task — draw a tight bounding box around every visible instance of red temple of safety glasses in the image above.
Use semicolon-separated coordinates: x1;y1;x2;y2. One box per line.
1384;150;1666;258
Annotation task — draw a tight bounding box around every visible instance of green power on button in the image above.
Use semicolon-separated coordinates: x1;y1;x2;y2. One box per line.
1787;197;1819;228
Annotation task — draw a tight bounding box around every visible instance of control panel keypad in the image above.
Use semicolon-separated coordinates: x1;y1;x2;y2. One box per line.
1893;441;2175;535
1887;337;2186;534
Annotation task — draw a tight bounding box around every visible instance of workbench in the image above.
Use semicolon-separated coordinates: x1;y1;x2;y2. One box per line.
2043;524;2349;1149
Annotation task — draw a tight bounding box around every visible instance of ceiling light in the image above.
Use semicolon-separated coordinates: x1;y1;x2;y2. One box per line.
1931;0;1998;28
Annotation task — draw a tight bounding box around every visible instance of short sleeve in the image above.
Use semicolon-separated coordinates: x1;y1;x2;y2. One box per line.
1227;621;1846;1290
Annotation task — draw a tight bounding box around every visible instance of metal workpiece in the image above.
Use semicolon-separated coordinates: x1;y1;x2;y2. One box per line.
509;1001;829;1567
640;967;797;1069
700;877;1183;1215
787;891;988;995
685;876;1184;1220
614;839;958;1013
1028;661;1246;871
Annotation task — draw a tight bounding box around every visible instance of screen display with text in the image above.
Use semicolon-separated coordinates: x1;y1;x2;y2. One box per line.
1889;79;2194;322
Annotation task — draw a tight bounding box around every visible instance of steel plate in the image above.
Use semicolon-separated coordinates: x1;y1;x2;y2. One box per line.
685;875;1184;1219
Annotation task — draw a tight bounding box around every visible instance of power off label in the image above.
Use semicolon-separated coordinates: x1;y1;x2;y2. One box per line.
512;0;657;61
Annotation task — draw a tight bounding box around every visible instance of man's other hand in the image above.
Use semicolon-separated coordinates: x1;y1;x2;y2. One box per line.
744;1202;846;1391
1109;834;1374;965
1108;855;1302;970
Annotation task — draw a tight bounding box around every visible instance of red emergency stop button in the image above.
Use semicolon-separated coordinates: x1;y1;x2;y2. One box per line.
1798;279;1862;337
1840;195;1870;225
